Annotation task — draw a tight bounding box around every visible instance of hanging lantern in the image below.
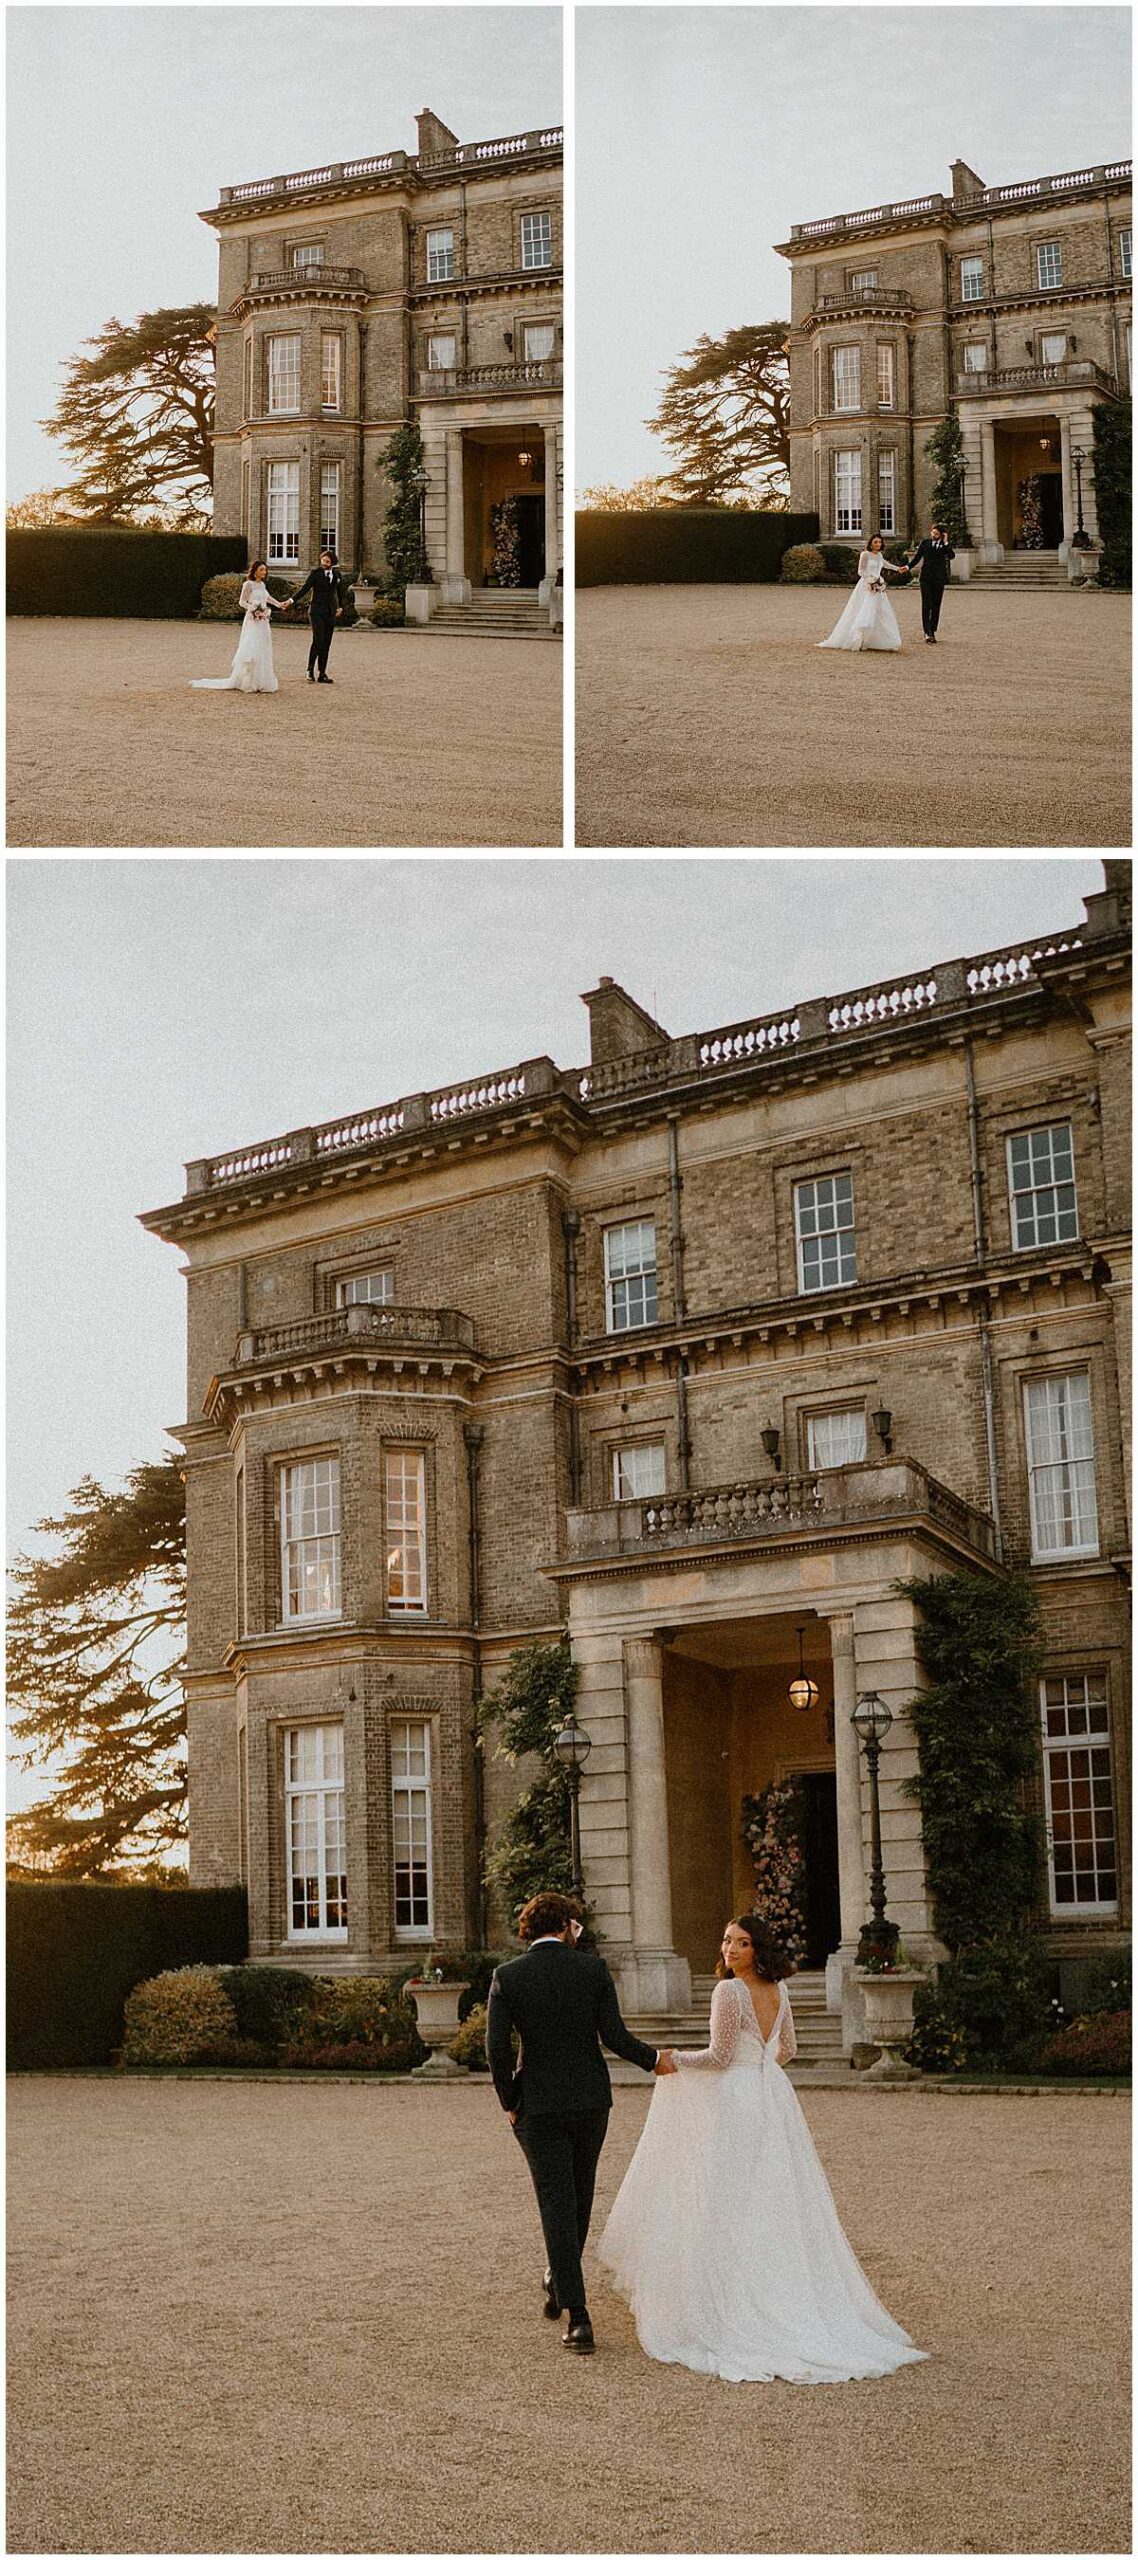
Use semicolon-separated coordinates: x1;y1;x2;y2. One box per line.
518;447;532;467
788;1624;819;1715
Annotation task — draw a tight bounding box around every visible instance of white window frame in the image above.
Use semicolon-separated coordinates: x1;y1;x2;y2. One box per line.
850;268;878;292
612;1443;667;1501
268;333;301;415
1023;1371;1099;1561
285;1723;347;1941
1035;239;1063;290
1120;228;1132;280
960;255;984;302
1040;332;1067;367
877;448;896;534
385;1449;427;1615
319;462;340;559
523;321;556;364
1007;1122;1078;1250
834;448;862;534
963;340;989;374
426;226;455;282
876;342;895;409
392;1719;433;1939
603;1219;658;1332
335;1269;394;1306
806;1408;868;1469
831;344;861;412
794;1171;857;1295
520;209;553;270
320;333;342;412
1040;1674;1117;1916
291;242;325;270
427;332;457;371
266;461;300;566
279;1456;341;1620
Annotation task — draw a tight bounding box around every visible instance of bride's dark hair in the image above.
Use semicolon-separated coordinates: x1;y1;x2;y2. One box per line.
866;532;884;550
249;559;267;578
716;1914;792;1983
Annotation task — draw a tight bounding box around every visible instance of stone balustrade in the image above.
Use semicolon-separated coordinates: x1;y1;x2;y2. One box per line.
217;127;561;207
565;1459;998;1564
790;160;1130;242
182;928;1091;1197
235;1304;476;1365
815;285;914;310
416;360;562;398
954;359;1118;399
248;266;367;293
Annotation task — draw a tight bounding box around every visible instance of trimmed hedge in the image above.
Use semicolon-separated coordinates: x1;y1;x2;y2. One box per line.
1092;400;1132;588
576;509;820;586
7;529;248;619
7;1882;248;2069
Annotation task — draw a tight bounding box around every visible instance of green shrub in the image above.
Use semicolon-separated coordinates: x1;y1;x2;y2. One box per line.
1082;1947;1131;2015
905;2000;968;2074
199;572;292;621
819;543;859;583
899;1570;1044;1952
218;1964;315;2048
910;1931;1052;2068
1036;2010;1130;2077
7;529;248;618
448;2003;489;2070
282;2037;414;2072
370;595;405;626
780;543;825;583
282;1975;426;2070
6;1881;248;2069
883;540;912;568
121;1966;238;2067
456;1950;513;2020
576;509;820;587
1092;401;1131;588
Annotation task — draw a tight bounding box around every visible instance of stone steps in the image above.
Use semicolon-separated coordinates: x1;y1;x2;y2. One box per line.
629;1968;845;2061
412;588;560;640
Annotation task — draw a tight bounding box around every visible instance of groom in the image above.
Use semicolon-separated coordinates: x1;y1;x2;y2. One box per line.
290;549;345;682
905;522;955;643
487;1890;674;2355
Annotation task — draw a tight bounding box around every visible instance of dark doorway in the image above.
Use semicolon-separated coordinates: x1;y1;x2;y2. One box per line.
799;1772;841;1967
1037;473;1064;546
514;493;545;585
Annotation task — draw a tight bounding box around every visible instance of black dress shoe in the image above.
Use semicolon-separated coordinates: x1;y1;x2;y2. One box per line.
307;671;316;681
318;675;333;683
542;2272;560;2320
563;2314;595;2354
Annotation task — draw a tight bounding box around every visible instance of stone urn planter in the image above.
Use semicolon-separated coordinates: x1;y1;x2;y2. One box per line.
406;1974;471;2078
853;1967;925;2080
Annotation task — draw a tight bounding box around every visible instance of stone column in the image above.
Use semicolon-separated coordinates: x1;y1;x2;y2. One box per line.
440;429;471;605
621;1636;691;2015
539;422;559;604
978;415;1002;562
821;1611;866;2011
1101;1246;1132;1545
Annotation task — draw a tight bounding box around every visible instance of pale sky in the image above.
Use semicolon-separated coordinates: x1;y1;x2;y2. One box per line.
577;5;1132;490
7;4;561;503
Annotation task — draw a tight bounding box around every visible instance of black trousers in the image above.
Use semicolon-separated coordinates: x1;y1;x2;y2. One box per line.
308;616;336;676
920;578;947;636
512;2106;609;2312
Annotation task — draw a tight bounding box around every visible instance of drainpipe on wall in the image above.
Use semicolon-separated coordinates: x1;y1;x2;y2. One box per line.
236;1262;247;1330
464;1421;487;1943
667;1119;691;1488
964;1036;1004;1557
563;1208;583;1504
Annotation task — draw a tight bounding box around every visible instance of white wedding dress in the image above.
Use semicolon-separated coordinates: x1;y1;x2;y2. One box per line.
599;1976;926;2385
192;579;279;692
820;551;903;652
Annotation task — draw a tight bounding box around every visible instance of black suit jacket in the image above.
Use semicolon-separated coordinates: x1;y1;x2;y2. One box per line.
908;538;954;587
292;564;345;622
486;1942;658;2117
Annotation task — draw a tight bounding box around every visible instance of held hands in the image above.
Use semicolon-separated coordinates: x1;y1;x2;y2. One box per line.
653;2049;678;2075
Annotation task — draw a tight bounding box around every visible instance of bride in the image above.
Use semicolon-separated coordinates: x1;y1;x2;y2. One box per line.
819;532;907;652
598;1914;926;2385
191;561;289;693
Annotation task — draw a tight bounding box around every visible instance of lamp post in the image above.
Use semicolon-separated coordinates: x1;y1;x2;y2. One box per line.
552;1705;592;1898
851;1690;899;1965
954;454;972;549
1071;444;1091;549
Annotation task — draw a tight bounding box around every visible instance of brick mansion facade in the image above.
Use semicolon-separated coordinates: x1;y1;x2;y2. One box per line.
201;109;562;606
143;867;1130;2045
778;155;1132;570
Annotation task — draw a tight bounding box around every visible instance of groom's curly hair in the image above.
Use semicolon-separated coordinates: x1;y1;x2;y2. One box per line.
516;1890;585;1944
717;1914;793;1983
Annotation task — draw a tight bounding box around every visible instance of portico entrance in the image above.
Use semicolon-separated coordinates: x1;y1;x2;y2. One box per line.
461;425;547;586
661;1615;839;1980
994;420;1064;549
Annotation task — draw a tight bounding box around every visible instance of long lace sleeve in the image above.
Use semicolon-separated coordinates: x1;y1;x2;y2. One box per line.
239;580;255;610
674;1978;742;2070
776;1985;797;2066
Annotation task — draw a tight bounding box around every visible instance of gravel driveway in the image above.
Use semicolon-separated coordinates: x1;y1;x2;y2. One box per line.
6;620;562;849
576;585;1131;847
7;2076;1129;2554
